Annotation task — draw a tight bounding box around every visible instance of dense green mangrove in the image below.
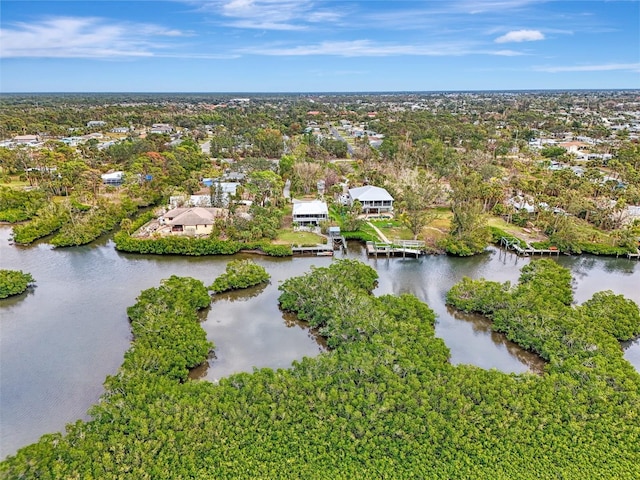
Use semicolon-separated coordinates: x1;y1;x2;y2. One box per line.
209;259;270;293
114;231;293;257
2;260;639;479
0;187;45;223
11;199;140;247
0;270;35;299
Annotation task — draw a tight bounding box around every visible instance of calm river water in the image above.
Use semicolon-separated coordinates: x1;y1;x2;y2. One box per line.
1;226;639;458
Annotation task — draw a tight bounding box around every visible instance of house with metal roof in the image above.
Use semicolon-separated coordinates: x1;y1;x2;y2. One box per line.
347;185;394;214
101;171;124;186
292;199;329;226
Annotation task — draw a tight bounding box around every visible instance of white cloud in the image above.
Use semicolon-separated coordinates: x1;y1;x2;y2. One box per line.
535;63;640;73
461;0;543;14
495;29;545;43
193;0;345;30
239;39;524;57
0;16;189;58
492;49;526;56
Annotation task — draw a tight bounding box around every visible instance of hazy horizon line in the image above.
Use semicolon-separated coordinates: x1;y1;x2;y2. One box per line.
1;88;639;96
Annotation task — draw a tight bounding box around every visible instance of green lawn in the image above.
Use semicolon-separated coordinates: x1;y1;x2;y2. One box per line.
486;216;547;243
1;176;32;188
354;222;378;240
426;208;452;231
370;220;414;241
275;230;326;245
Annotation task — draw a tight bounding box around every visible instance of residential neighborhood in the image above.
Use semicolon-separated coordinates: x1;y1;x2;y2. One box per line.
1;90;639;258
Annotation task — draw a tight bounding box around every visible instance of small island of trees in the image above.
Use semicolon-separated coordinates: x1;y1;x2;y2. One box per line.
209;259;270;293
0;269;35;299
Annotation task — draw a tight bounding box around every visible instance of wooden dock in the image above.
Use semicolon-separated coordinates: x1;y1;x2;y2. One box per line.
290;232;347;256
291;243;334;255
366;240;425;258
500;237;560;256
331;235;348;252
627;249;640;260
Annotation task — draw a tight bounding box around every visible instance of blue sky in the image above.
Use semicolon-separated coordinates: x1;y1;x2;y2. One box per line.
0;1;638;92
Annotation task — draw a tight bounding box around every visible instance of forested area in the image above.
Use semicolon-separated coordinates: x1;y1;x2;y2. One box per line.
2;260;639;479
1;92;640;255
1;135;210;247
0;187;45;222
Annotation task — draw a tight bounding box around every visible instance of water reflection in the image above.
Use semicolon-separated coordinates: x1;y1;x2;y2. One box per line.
623;338;640;371
211;283;269;303
446;307;545;374
364;247;543;374
199;261;328;383
188;351;217;381
0;286;36;305
281;312;328;349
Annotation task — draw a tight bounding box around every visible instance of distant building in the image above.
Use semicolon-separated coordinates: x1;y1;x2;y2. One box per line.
169;183;239;209
150;124;173;134
223;172;246;182
558;141;588;154
111;127;129;134
101;171;124;186
507;196;535;214
60;137;82;146
87;121;106;128
12;134;39;145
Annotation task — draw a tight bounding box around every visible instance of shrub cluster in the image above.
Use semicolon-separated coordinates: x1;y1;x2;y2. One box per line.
120;276;213;383
0;270;35;299
0;187;45;223
530;240;634;256
12;203;69;244
447;258;640;381
209;259;270;293
115;232;292;257
12;199;140;246
50;200;138;247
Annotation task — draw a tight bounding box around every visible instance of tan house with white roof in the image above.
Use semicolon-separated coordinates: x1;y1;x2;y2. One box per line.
161;207;225;236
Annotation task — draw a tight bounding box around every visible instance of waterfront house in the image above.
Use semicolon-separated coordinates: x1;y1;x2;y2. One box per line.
292;200;329;226
161;207;224;236
507;196;535;214
347;185;394;214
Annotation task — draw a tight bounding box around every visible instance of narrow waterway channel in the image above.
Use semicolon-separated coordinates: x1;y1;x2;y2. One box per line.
1;226;639;459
